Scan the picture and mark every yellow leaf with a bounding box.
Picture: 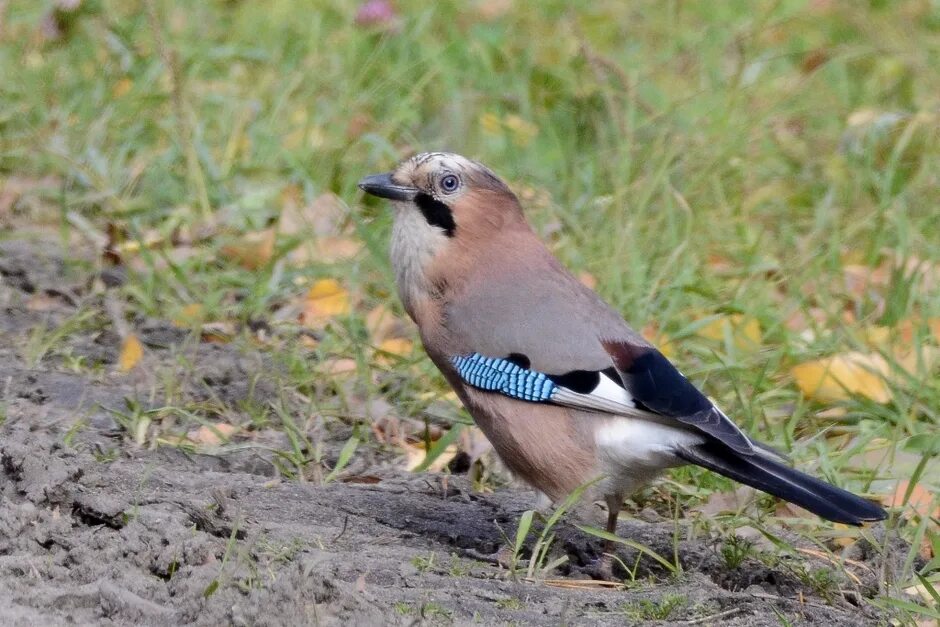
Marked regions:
[374,338,414,367]
[479,112,502,135]
[791,352,891,403]
[862,325,891,348]
[641,323,675,359]
[697,314,762,350]
[403,441,458,472]
[173,303,205,327]
[299,279,350,328]
[503,114,538,146]
[378,338,413,356]
[112,78,132,98]
[118,334,144,372]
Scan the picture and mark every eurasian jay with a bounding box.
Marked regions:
[359,152,886,565]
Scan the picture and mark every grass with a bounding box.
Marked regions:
[2,0,939,620]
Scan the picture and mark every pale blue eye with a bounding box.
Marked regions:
[440,174,459,193]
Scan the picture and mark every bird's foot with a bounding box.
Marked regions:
[585,553,616,581]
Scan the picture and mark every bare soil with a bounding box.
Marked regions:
[0,239,894,625]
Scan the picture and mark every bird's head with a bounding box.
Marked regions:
[359,151,521,239]
[359,152,525,310]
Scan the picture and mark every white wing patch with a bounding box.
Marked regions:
[595,417,705,471]
[551,372,646,417]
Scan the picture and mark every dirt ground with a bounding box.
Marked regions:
[0,239,897,626]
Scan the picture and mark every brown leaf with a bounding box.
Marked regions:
[287,236,362,266]
[278,192,348,239]
[341,475,382,485]
[192,423,238,446]
[690,486,755,517]
[200,321,237,343]
[220,229,276,270]
[887,480,939,520]
[322,358,357,376]
[801,48,829,73]
[26,292,68,312]
[365,304,410,344]
[577,271,597,289]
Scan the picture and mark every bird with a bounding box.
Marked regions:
[358,151,886,571]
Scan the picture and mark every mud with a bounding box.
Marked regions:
[0,239,892,625]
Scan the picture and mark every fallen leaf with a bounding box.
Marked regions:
[287,236,362,266]
[173,303,205,327]
[641,323,675,359]
[201,321,237,343]
[220,229,276,270]
[365,304,410,344]
[378,338,413,356]
[403,441,458,472]
[299,279,351,328]
[503,114,538,146]
[322,358,357,376]
[112,77,132,98]
[118,333,143,372]
[192,423,238,446]
[458,426,493,463]
[801,48,829,73]
[346,112,373,140]
[791,352,891,403]
[774,500,816,521]
[577,271,597,289]
[278,192,349,239]
[904,582,940,605]
[479,112,502,135]
[887,480,939,520]
[690,486,755,517]
[697,314,762,351]
[26,292,68,312]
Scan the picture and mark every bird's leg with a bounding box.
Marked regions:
[588,493,623,581]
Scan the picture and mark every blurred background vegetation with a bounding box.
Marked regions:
[1,0,939,614]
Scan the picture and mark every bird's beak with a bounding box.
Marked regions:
[358,173,418,202]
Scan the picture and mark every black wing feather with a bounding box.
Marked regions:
[677,439,886,524]
[602,339,755,455]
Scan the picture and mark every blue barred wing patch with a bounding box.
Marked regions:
[452,353,556,402]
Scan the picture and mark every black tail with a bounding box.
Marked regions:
[677,440,886,525]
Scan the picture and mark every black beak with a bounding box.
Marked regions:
[358,173,418,202]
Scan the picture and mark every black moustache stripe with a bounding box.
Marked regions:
[415,193,456,237]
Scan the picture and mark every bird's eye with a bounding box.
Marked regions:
[440,174,460,193]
